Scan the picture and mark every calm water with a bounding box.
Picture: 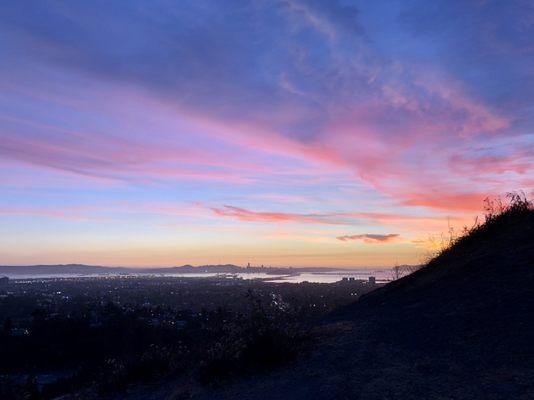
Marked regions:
[265,270,391,283]
[3,269,392,283]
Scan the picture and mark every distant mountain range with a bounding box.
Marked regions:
[0,264,380,276]
[0,264,242,276]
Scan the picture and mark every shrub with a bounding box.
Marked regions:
[196,290,308,385]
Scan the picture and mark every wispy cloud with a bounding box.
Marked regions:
[210,205,347,225]
[209,204,461,231]
[0,0,532,266]
[336,234,400,244]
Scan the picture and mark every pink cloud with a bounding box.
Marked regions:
[1,63,526,219]
[336,233,400,243]
[0,201,208,222]
[210,205,347,225]
[450,149,534,176]
[208,205,463,233]
[401,192,488,212]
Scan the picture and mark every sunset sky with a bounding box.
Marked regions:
[1,1,533,267]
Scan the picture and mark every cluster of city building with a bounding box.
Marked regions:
[340,276,376,285]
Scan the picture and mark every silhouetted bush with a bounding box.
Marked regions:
[197,290,307,385]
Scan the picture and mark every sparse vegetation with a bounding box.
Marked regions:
[197,290,307,386]
[390,264,421,280]
[424,191,533,267]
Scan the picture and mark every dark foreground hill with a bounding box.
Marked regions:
[123,203,534,400]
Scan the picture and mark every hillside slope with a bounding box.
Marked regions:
[179,207,534,400]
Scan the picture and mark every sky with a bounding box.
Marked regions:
[0,0,533,268]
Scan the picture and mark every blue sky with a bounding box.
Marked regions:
[1,0,532,267]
